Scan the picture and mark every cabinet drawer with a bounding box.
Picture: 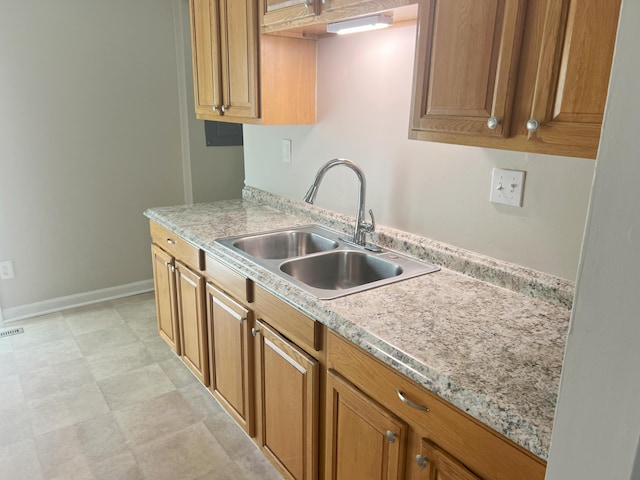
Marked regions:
[254,285,322,354]
[149,221,204,271]
[327,331,545,480]
[205,254,253,305]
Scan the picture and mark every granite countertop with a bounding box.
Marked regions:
[144,188,572,461]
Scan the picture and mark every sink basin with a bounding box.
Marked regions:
[231,230,338,260]
[280,251,402,290]
[215,225,440,299]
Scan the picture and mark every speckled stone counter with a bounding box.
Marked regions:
[144,189,572,461]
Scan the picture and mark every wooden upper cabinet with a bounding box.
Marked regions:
[410,0,621,158]
[190,0,316,125]
[190,0,258,122]
[522,0,621,157]
[261,0,319,28]
[410,0,526,138]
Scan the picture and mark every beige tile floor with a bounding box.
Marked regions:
[0,293,282,480]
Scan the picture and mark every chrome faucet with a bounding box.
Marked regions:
[303,158,378,249]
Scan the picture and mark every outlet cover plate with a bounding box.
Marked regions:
[282,139,292,164]
[0,260,15,280]
[490,168,526,207]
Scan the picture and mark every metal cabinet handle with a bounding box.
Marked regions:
[170,265,176,273]
[212,105,218,111]
[239,316,247,324]
[397,389,429,412]
[385,431,397,443]
[526,118,540,133]
[304,0,311,7]
[221,105,229,113]
[166,239,176,245]
[251,327,259,337]
[487,116,499,130]
[416,454,428,468]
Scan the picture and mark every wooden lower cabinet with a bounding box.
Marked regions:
[327,331,546,480]
[175,260,209,385]
[417,439,481,480]
[150,224,547,480]
[206,283,254,435]
[325,370,408,480]
[150,244,180,354]
[254,319,320,480]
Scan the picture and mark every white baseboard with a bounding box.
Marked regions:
[2,279,155,323]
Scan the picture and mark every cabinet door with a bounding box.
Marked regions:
[175,260,209,385]
[410,0,526,137]
[151,244,180,355]
[261,0,319,28]
[206,283,254,435]
[190,0,258,121]
[255,320,319,480]
[524,0,621,157]
[218,0,259,120]
[190,0,223,118]
[417,439,481,480]
[325,370,408,480]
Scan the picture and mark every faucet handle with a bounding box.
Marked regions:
[366,209,376,233]
[362,209,376,233]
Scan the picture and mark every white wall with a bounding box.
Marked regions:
[243,24,595,281]
[545,0,640,477]
[0,0,186,313]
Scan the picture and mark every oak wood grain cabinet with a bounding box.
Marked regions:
[326,331,547,480]
[189,0,316,125]
[325,370,408,480]
[517,0,621,158]
[175,261,209,384]
[409,0,621,159]
[206,282,255,435]
[149,222,209,385]
[149,222,548,480]
[150,244,180,354]
[410,0,526,138]
[253,319,320,480]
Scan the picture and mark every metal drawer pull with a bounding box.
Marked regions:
[385,431,397,443]
[166,239,176,245]
[251,327,259,337]
[416,454,428,468]
[397,389,429,412]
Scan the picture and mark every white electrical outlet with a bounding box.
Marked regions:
[0,260,15,280]
[490,168,526,207]
[282,139,292,164]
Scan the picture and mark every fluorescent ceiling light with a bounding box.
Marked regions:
[326,14,393,35]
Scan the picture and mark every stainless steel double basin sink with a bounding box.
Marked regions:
[215,225,439,300]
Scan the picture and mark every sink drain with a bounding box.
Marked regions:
[0,327,24,338]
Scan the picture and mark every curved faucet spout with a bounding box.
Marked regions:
[303,158,374,247]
